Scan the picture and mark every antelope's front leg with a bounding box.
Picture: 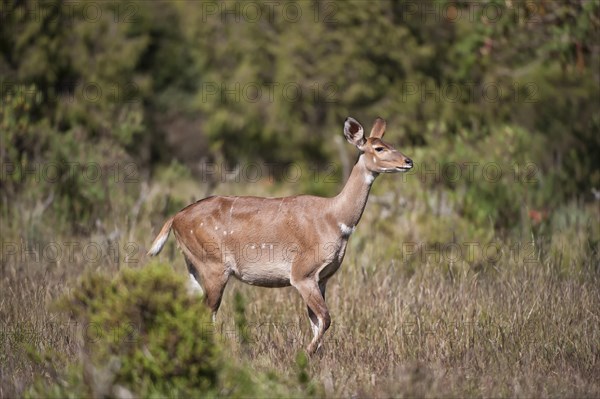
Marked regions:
[293,278,330,355]
[307,281,328,351]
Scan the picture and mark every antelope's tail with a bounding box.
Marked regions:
[147,216,174,256]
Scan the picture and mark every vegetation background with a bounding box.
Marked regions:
[1,0,599,397]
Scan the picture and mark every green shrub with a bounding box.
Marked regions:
[27,262,319,398]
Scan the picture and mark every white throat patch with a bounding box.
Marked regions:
[339,223,356,237]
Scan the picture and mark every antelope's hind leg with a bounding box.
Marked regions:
[185,255,204,296]
[184,254,229,321]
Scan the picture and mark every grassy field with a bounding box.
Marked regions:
[1,165,599,398]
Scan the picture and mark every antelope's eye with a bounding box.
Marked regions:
[374,147,384,153]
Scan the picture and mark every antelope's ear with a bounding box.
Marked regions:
[343,117,366,149]
[370,117,386,139]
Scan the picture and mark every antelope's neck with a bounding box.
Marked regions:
[331,154,377,229]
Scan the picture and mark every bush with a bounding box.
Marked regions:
[27,262,319,398]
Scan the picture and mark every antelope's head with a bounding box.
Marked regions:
[343,117,413,174]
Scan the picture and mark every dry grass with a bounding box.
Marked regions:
[1,173,599,398]
[217,244,599,397]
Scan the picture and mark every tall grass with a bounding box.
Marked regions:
[1,165,598,397]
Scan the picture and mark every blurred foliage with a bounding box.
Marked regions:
[26,262,319,397]
[1,0,599,231]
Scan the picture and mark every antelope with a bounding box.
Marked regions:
[147,117,413,354]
